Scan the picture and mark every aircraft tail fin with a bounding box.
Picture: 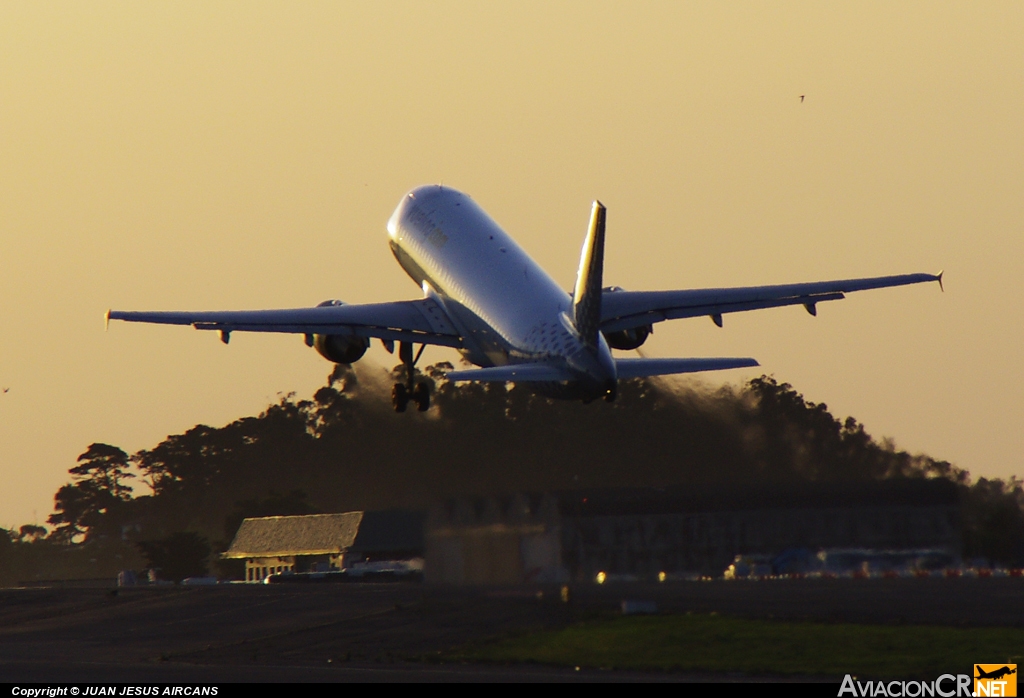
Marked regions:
[573,201,606,348]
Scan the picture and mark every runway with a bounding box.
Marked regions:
[1,577,1020,683]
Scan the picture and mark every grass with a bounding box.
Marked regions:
[449,613,1024,678]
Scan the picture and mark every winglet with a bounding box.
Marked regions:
[573,201,606,348]
[104,309,111,331]
[936,270,944,292]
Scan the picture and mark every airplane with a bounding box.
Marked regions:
[107,185,942,413]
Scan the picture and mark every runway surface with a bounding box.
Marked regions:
[1,577,1020,682]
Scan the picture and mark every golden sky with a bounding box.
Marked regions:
[1,2,1021,527]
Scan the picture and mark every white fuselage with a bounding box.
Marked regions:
[387,185,615,398]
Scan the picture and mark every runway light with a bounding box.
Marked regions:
[596,571,606,584]
[658,571,667,582]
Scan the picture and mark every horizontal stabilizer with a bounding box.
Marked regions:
[446,363,575,383]
[615,357,759,379]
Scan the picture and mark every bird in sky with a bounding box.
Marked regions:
[2,388,8,393]
[800,95,805,102]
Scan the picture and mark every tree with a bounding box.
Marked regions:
[17,525,47,543]
[133,426,226,497]
[34,367,1024,572]
[48,443,135,542]
[223,490,319,543]
[70,443,135,498]
[962,477,1024,566]
[137,532,211,582]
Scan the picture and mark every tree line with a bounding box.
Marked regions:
[2,364,1022,583]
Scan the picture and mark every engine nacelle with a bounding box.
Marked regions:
[313,333,369,364]
[311,300,369,364]
[602,325,652,351]
[599,286,652,351]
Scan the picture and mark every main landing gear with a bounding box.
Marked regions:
[392,341,430,413]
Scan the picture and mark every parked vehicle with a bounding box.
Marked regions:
[723,554,775,579]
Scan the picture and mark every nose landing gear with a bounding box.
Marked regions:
[392,341,431,413]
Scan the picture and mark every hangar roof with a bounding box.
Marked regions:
[223,512,363,559]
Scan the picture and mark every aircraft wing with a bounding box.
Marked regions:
[600,273,942,333]
[106,299,463,348]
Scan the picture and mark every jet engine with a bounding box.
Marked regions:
[598,286,652,350]
[313,333,369,364]
[310,300,369,364]
[602,324,652,351]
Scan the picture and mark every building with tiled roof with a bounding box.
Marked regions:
[223,510,424,582]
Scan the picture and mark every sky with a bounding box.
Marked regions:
[0,2,1021,529]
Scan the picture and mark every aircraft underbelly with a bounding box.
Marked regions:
[388,186,571,364]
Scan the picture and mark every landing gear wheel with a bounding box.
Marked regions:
[395,341,428,414]
[412,382,430,412]
[392,383,409,413]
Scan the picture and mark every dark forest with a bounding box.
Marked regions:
[2,363,1022,583]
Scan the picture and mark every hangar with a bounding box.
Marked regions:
[425,480,960,583]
